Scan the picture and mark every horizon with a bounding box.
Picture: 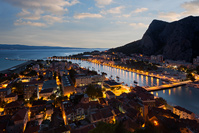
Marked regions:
[0,0,199,48]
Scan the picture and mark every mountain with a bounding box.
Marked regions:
[0,44,83,50]
[110,16,199,62]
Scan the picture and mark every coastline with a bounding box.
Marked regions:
[0,60,34,74]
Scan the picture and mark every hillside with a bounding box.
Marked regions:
[110,16,199,62]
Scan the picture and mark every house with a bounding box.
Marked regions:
[75,75,104,87]
[61,75,74,96]
[0,88,11,101]
[39,88,54,100]
[22,80,43,91]
[4,93,18,103]
[173,106,195,120]
[61,101,85,125]
[105,91,116,99]
[90,108,114,123]
[59,70,69,76]
[103,80,121,90]
[98,98,107,106]
[24,85,39,101]
[9,108,29,133]
[42,80,57,91]
[4,101,24,115]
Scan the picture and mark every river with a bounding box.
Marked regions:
[68,59,199,115]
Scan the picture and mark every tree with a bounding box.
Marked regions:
[155,97,167,106]
[26,70,37,76]
[49,94,56,101]
[196,66,199,74]
[85,84,103,99]
[38,75,44,80]
[186,73,196,82]
[89,121,129,133]
[69,68,77,84]
[12,81,23,95]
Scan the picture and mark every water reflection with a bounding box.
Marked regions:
[68,59,199,115]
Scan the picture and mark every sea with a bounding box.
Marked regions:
[0,48,105,71]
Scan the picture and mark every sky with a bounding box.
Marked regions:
[0,0,199,48]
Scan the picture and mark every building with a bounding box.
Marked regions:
[150,55,163,63]
[24,85,39,101]
[173,106,195,120]
[42,80,57,91]
[61,75,74,96]
[61,101,85,125]
[39,88,55,100]
[4,93,18,103]
[103,80,121,90]
[193,56,199,65]
[9,108,29,133]
[105,91,116,99]
[59,70,69,76]
[75,75,105,87]
[90,108,114,123]
[32,64,40,72]
[0,88,11,101]
[22,80,43,91]
[4,101,24,115]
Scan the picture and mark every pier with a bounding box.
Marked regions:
[145,80,192,91]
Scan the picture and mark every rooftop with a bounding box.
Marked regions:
[42,80,57,89]
[106,91,115,96]
[0,88,11,92]
[104,80,121,86]
[40,88,54,94]
[62,75,73,87]
[5,93,17,98]
[12,108,28,122]
[174,106,193,114]
[5,101,23,108]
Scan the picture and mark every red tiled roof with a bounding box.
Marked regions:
[12,108,28,122]
[24,125,40,133]
[5,93,17,98]
[91,111,103,122]
[5,101,23,108]
[174,106,193,114]
[105,91,115,96]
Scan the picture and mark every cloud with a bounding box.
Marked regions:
[74,13,102,19]
[95,0,112,7]
[4,0,77,15]
[17,9,43,20]
[181,0,199,16]
[122,7,148,18]
[158,12,181,21]
[107,6,125,14]
[4,0,80,26]
[129,23,148,28]
[133,8,148,13]
[65,0,80,6]
[14,19,46,27]
[158,0,199,21]
[42,15,64,24]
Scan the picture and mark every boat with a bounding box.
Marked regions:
[134,80,138,84]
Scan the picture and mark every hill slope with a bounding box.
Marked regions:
[110,16,199,62]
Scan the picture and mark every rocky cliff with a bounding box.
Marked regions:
[110,16,199,62]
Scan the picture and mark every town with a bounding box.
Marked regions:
[0,50,199,133]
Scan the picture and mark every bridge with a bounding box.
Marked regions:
[145,80,192,91]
